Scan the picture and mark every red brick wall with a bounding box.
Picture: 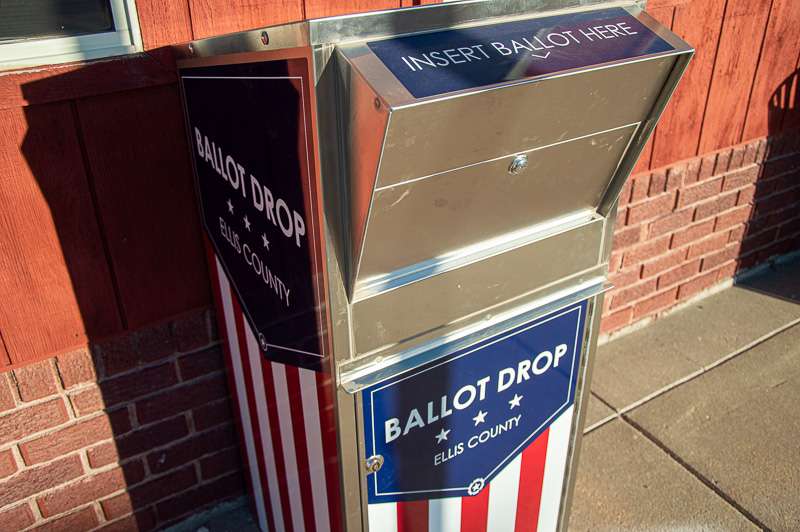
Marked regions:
[0,310,244,530]
[601,133,800,336]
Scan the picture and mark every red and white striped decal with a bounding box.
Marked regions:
[367,407,575,532]
[210,256,342,532]
[211,250,575,532]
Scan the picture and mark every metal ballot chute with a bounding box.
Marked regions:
[176,2,692,530]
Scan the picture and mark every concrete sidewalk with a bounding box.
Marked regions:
[569,255,800,531]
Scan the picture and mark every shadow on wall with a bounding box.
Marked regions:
[8,49,244,530]
[733,68,800,296]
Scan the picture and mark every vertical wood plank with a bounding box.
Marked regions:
[189,0,303,40]
[632,136,654,174]
[699,0,772,154]
[650,0,727,168]
[783,51,800,131]
[741,0,800,140]
[76,85,211,329]
[305,0,399,19]
[135,0,193,49]
[632,6,673,173]
[0,332,11,367]
[0,104,122,363]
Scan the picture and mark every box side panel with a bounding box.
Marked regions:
[179,50,344,532]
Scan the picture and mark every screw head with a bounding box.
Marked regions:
[468,477,485,496]
[508,154,529,175]
[260,31,270,46]
[365,454,384,474]
[373,97,381,110]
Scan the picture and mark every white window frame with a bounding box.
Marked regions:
[0,0,142,70]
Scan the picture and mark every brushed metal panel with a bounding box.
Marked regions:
[351,216,604,356]
[376,55,676,188]
[340,53,392,282]
[358,124,636,281]
[341,280,607,392]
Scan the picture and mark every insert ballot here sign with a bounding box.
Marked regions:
[368,7,674,98]
[362,301,588,503]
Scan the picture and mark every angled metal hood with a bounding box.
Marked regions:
[325,5,691,304]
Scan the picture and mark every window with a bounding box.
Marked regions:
[0,0,141,69]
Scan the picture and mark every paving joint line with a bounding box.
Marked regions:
[621,414,772,531]
[583,317,800,436]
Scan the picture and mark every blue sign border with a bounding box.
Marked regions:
[361,301,588,502]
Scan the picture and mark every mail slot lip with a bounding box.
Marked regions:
[350,216,607,362]
[353,210,600,302]
[338,5,693,109]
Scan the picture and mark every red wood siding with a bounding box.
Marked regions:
[0,104,121,364]
[136,0,193,49]
[75,85,211,329]
[649,0,726,168]
[188,0,304,40]
[742,0,800,139]
[632,5,674,174]
[305,0,398,18]
[698,0,772,154]
[0,0,798,368]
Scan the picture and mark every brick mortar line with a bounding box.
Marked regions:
[59,415,233,483]
[94,339,221,384]
[602,278,737,342]
[608,262,733,313]
[621,415,771,531]
[619,186,789,239]
[0,410,233,512]
[11,439,241,529]
[608,231,800,315]
[604,249,800,341]
[619,168,798,226]
[1,339,221,423]
[88,454,242,531]
[616,205,741,248]
[0,366,228,455]
[750,182,800,206]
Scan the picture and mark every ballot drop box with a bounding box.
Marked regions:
[176,2,692,530]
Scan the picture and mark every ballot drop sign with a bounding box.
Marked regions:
[362,301,588,503]
[181,59,323,371]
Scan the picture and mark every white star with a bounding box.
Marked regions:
[243,215,251,231]
[227,199,234,214]
[473,410,487,426]
[509,394,523,410]
[261,233,270,249]
[435,428,450,444]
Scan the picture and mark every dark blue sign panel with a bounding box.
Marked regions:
[362,301,588,503]
[368,7,673,98]
[181,59,323,371]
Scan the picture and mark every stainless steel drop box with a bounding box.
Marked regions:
[177,2,692,530]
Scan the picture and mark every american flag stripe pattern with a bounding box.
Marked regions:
[366,407,574,532]
[211,249,575,532]
[210,255,342,532]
